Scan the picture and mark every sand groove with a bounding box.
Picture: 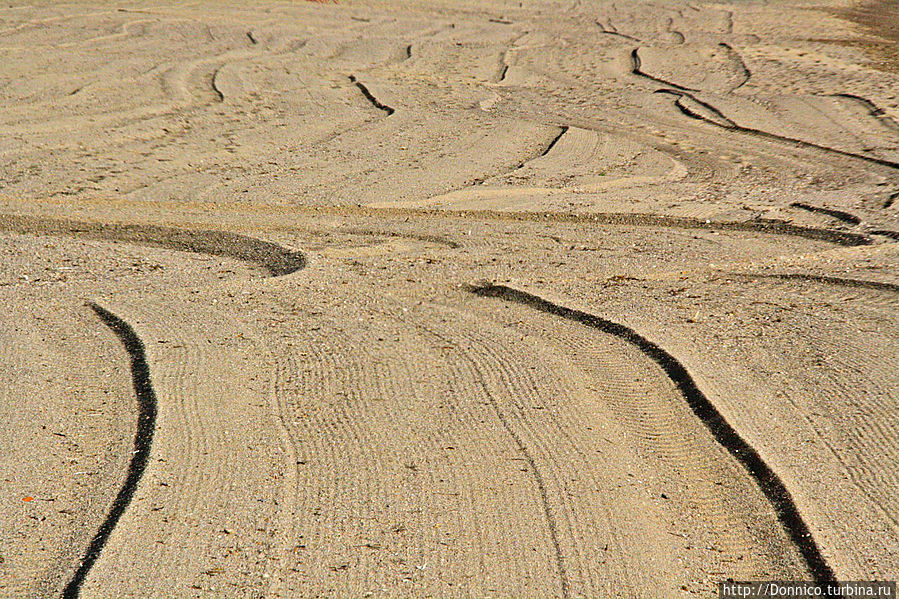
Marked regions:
[790,203,862,226]
[657,89,899,172]
[831,94,899,134]
[631,48,696,91]
[0,215,306,276]
[717,43,751,91]
[62,304,157,599]
[735,273,899,294]
[467,283,836,584]
[402,317,571,597]
[3,1,898,595]
[352,205,872,246]
[348,75,395,116]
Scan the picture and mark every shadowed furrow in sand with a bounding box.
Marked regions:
[465,125,571,186]
[467,283,836,585]
[0,206,876,247]
[717,43,751,91]
[657,89,899,172]
[62,304,157,599]
[830,94,899,134]
[790,202,861,226]
[0,219,308,596]
[631,48,696,91]
[364,207,872,246]
[348,75,395,116]
[736,273,899,294]
[596,20,639,42]
[0,215,306,276]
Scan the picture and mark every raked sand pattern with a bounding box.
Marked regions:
[0,1,897,597]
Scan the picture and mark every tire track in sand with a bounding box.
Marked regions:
[467,283,837,586]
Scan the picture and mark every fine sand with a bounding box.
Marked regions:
[0,0,897,597]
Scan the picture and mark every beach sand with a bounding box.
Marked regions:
[0,0,897,596]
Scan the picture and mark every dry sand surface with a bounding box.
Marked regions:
[0,0,897,597]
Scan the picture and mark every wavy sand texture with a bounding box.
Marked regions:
[1,0,897,597]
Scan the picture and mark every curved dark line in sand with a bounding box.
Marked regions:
[309,206,871,246]
[830,93,899,133]
[539,126,569,157]
[631,48,696,91]
[497,63,509,82]
[348,75,394,116]
[3,209,870,249]
[790,202,861,226]
[469,126,570,185]
[657,89,899,171]
[0,214,306,276]
[467,284,837,585]
[62,304,157,599]
[884,192,898,210]
[742,273,899,293]
[718,42,751,91]
[210,68,225,102]
[596,20,639,41]
[0,215,306,596]
[453,210,871,246]
[656,88,737,126]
